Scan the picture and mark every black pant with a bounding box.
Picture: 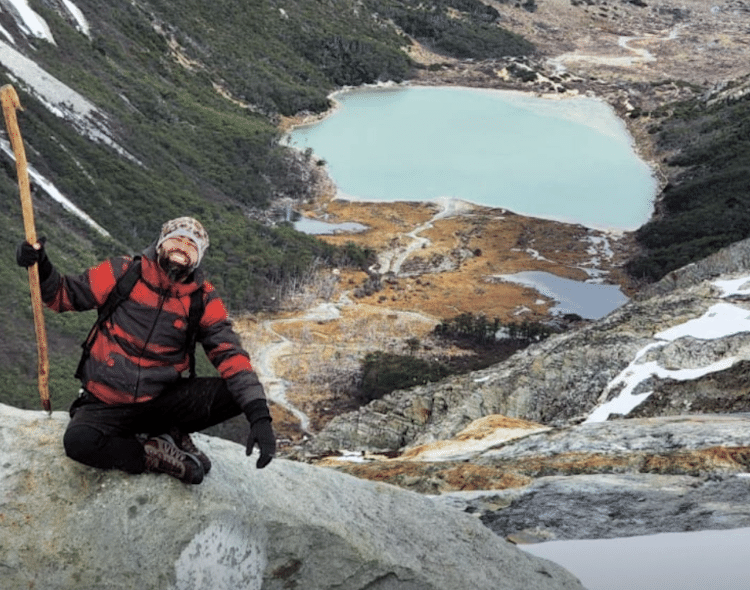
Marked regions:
[64,378,242,474]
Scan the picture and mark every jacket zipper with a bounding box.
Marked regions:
[133,290,168,402]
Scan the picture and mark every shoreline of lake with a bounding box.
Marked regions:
[282,82,659,232]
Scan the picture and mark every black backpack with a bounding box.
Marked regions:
[75,256,204,380]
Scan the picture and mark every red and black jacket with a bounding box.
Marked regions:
[40,244,265,409]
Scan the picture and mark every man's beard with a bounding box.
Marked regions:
[159,254,192,282]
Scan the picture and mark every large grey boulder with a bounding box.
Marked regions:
[0,404,584,590]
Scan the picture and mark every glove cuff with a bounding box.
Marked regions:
[244,398,272,425]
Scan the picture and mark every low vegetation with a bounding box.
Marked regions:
[434,312,556,345]
[354,313,559,402]
[3,0,747,415]
[368,0,536,59]
[626,85,750,281]
[0,0,423,409]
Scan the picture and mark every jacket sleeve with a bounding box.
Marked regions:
[198,283,266,411]
[41,257,128,313]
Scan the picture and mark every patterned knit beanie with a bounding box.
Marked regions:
[156,217,210,269]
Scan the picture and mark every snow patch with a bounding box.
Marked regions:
[2,0,55,43]
[0,40,139,163]
[714,276,750,298]
[656,302,750,341]
[0,22,15,44]
[61,0,90,37]
[585,355,736,423]
[585,277,750,423]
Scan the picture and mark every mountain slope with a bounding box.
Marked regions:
[307,237,750,455]
[304,237,750,541]
[0,0,410,408]
[1,0,539,409]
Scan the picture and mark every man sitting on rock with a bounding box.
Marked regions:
[16,217,275,484]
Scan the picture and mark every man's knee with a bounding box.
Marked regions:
[63,424,145,473]
[64,424,104,464]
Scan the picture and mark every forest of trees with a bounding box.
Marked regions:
[626,84,750,282]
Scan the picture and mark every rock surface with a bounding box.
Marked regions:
[457,414,750,540]
[326,414,750,540]
[440,470,750,542]
[306,238,750,455]
[0,404,584,590]
[300,239,750,542]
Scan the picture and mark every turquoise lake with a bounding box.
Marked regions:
[285,85,657,230]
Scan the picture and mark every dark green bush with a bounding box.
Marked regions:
[358,351,450,402]
[367,0,535,59]
[434,313,555,345]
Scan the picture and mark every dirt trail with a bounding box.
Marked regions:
[236,191,639,444]
[549,24,687,70]
[248,301,344,434]
[239,290,438,439]
[374,197,476,276]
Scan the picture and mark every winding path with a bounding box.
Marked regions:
[251,302,343,434]
[247,200,470,432]
[549,25,685,70]
[373,197,475,276]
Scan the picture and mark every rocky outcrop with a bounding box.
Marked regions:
[445,470,750,541]
[0,404,583,590]
[298,239,750,543]
[329,414,750,539]
[305,238,750,456]
[638,237,750,299]
[479,413,750,538]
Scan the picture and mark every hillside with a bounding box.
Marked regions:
[3,0,750,435]
[247,0,750,445]
[1,0,532,409]
[299,235,750,546]
[3,0,750,578]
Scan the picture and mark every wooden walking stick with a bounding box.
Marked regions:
[1,84,51,414]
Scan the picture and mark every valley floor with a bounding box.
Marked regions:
[236,194,640,444]
[255,0,750,445]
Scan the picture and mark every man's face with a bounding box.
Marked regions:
[158,236,199,281]
[161,236,199,267]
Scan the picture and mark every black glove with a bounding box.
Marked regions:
[244,399,276,469]
[16,237,53,281]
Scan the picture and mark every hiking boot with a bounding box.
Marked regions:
[143,434,204,484]
[169,427,212,474]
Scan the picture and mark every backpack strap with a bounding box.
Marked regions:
[185,288,204,380]
[75,257,142,380]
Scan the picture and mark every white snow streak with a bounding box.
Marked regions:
[1,0,89,40]
[2,0,55,43]
[0,140,110,236]
[61,0,90,37]
[0,0,141,235]
[0,23,15,44]
[585,278,750,422]
[0,37,138,162]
